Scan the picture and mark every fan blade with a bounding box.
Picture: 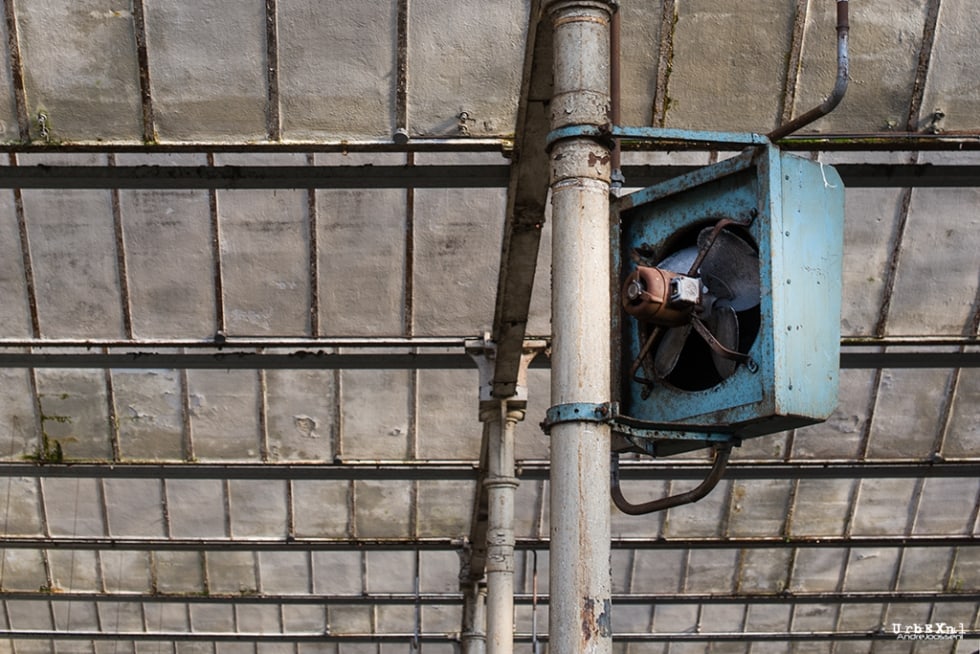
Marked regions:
[654,323,692,378]
[697,228,760,311]
[707,304,740,379]
[656,245,698,274]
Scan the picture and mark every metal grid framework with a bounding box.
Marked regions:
[0,0,979,652]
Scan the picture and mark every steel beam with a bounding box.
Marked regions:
[0,459,977,481]
[0,163,977,189]
[1,337,976,369]
[0,535,972,551]
[5,589,974,605]
[0,629,974,644]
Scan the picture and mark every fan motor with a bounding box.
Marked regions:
[622,266,700,326]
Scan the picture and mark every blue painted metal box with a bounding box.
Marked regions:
[613,144,845,454]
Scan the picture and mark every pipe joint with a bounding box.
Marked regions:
[483,475,520,491]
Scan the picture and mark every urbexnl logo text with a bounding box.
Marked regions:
[891,622,965,640]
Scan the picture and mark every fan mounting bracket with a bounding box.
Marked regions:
[542,401,741,452]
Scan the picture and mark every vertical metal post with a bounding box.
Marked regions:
[484,403,522,654]
[461,580,488,654]
[546,1,615,652]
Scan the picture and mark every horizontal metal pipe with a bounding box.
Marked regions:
[0,345,977,369]
[0,460,977,480]
[1,132,978,154]
[1,629,973,643]
[2,335,974,349]
[0,534,973,551]
[0,163,977,189]
[0,138,512,154]
[4,589,974,606]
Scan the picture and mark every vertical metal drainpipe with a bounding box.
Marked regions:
[484,404,522,654]
[461,580,487,654]
[546,1,615,652]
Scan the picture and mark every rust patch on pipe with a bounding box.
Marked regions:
[581,597,612,641]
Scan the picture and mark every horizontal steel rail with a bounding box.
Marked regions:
[0,338,977,369]
[0,131,978,153]
[1,459,977,480]
[2,589,974,606]
[0,163,977,189]
[0,535,973,552]
[0,628,973,643]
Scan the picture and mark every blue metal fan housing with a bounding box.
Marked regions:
[613,144,845,451]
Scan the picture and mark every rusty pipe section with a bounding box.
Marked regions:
[483,404,522,654]
[546,1,615,652]
[461,581,487,654]
[769,0,850,141]
[610,443,733,515]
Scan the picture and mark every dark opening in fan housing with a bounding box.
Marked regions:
[624,219,761,393]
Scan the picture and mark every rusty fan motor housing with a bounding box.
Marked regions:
[621,266,696,327]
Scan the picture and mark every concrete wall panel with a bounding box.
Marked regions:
[944,368,980,458]
[35,368,113,460]
[408,0,526,137]
[215,153,311,336]
[416,369,478,459]
[111,369,184,461]
[0,192,31,336]
[922,0,980,130]
[143,0,266,141]
[667,1,793,133]
[316,154,407,336]
[117,154,216,339]
[265,369,336,462]
[796,0,927,133]
[886,187,980,336]
[20,155,123,338]
[16,0,141,141]
[413,186,503,335]
[340,369,410,459]
[292,480,350,539]
[278,0,394,139]
[186,369,262,461]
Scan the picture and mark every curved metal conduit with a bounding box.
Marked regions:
[611,442,734,515]
[769,0,850,141]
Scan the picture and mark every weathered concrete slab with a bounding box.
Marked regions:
[408,0,527,137]
[668,1,794,133]
[278,0,394,140]
[265,369,336,461]
[922,0,980,131]
[945,368,979,458]
[112,369,184,460]
[866,369,951,458]
[143,0,266,141]
[315,153,407,336]
[886,186,980,336]
[796,0,927,133]
[214,153,311,336]
[32,368,112,460]
[0,192,31,336]
[16,0,142,141]
[116,154,216,339]
[19,154,123,338]
[104,478,165,537]
[851,479,918,536]
[186,369,262,460]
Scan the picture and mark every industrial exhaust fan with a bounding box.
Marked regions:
[607,2,849,513]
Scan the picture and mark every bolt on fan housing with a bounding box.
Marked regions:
[613,144,845,456]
